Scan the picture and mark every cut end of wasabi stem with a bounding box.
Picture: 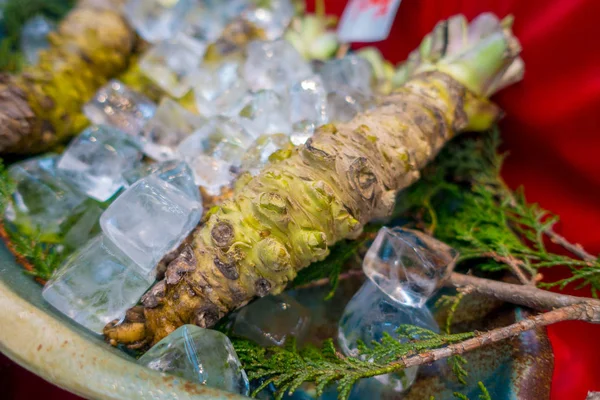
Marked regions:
[394,13,524,98]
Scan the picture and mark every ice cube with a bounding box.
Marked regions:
[238,90,291,137]
[177,116,254,166]
[140,98,205,161]
[138,325,249,395]
[123,160,200,203]
[240,134,291,175]
[325,91,367,123]
[289,76,328,127]
[123,0,193,43]
[319,55,374,95]
[181,4,226,45]
[243,0,294,40]
[337,280,440,394]
[62,203,104,250]
[363,227,459,307]
[57,125,142,202]
[83,80,157,136]
[186,154,236,195]
[20,15,55,65]
[290,121,315,146]
[243,40,312,94]
[230,294,311,347]
[5,155,88,241]
[42,234,154,334]
[190,62,249,117]
[100,175,202,275]
[140,33,207,98]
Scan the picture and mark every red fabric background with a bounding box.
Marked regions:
[2,0,600,398]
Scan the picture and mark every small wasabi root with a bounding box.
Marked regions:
[0,0,135,154]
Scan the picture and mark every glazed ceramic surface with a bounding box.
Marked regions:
[0,242,553,399]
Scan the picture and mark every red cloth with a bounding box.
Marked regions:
[306,0,600,398]
[3,1,600,398]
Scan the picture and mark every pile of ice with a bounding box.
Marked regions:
[80,0,375,195]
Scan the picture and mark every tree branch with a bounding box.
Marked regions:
[294,269,364,290]
[392,301,600,371]
[545,229,597,263]
[446,272,598,311]
[295,266,600,315]
[481,252,533,285]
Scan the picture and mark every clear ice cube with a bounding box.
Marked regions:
[140,98,205,161]
[124,0,193,43]
[337,280,440,395]
[20,15,55,65]
[138,325,249,395]
[230,293,311,347]
[182,4,226,45]
[139,33,207,98]
[243,0,295,40]
[5,155,88,240]
[289,75,328,127]
[363,227,459,307]
[42,234,154,334]
[122,160,200,203]
[326,91,371,123]
[185,154,236,195]
[100,175,202,275]
[238,90,291,137]
[243,40,312,94]
[58,125,142,202]
[240,134,291,175]
[83,80,157,136]
[177,116,255,166]
[319,55,374,95]
[190,62,249,117]
[290,121,315,146]
[62,203,104,250]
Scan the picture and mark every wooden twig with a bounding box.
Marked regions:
[545,229,597,263]
[481,252,533,285]
[294,269,364,290]
[447,272,599,311]
[393,301,600,371]
[336,43,350,59]
[299,268,600,315]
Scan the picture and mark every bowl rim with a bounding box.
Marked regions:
[0,252,248,400]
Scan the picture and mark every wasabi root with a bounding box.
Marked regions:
[105,13,524,346]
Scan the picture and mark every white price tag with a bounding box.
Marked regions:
[337,0,402,43]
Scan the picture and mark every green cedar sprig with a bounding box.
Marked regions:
[233,325,475,400]
[0,160,64,281]
[396,129,600,295]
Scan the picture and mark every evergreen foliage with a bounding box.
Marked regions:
[0,0,76,72]
[233,326,475,400]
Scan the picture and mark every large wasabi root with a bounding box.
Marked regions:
[105,13,523,346]
[0,0,135,154]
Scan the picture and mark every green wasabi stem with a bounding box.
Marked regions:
[284,0,339,60]
[394,14,524,97]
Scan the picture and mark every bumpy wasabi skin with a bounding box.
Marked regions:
[0,0,135,154]
[105,13,524,346]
